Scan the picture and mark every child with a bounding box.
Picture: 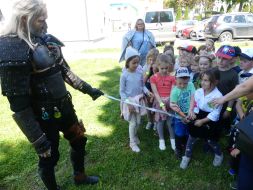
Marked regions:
[193,54,213,89]
[150,54,176,150]
[163,45,176,65]
[215,45,239,135]
[174,44,197,70]
[190,57,200,82]
[170,67,195,158]
[238,48,253,84]
[230,46,242,74]
[143,48,159,130]
[120,47,152,153]
[197,45,207,55]
[205,39,215,55]
[180,69,223,169]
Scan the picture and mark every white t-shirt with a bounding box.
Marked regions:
[194,87,223,122]
[238,68,253,84]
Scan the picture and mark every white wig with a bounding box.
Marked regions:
[0,0,47,49]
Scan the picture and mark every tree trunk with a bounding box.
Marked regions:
[239,2,243,11]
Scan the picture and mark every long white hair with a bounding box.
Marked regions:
[0,0,46,49]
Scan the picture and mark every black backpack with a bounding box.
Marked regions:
[236,111,253,160]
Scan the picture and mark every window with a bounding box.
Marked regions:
[145,12,158,23]
[223,16,232,23]
[247,15,253,23]
[234,15,246,23]
[160,11,173,22]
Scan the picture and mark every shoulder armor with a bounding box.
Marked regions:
[0,35,32,96]
[0,35,31,63]
[42,34,64,47]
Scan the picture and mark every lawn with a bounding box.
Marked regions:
[0,51,234,190]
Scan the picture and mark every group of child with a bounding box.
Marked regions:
[119,39,253,187]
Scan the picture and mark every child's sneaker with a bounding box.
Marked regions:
[130,143,140,153]
[230,180,237,190]
[229,168,236,176]
[145,122,153,130]
[170,139,176,151]
[159,139,166,150]
[213,153,223,167]
[180,156,191,169]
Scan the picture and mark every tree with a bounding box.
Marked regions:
[222,0,250,11]
[227,4,233,12]
[242,3,250,11]
[184,7,189,19]
[220,5,225,13]
[176,6,182,20]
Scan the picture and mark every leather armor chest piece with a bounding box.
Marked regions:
[32,45,55,72]
[0,35,32,96]
[31,36,67,100]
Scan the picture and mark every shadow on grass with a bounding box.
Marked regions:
[0,140,43,190]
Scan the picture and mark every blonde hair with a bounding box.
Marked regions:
[146,48,159,64]
[0,0,47,49]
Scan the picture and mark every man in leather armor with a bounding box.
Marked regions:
[0,0,104,189]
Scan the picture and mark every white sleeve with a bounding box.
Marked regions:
[207,104,222,122]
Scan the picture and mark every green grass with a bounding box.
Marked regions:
[0,54,234,190]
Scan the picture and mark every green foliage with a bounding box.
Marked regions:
[176,6,182,20]
[220,5,225,13]
[184,7,190,20]
[242,3,250,12]
[227,4,233,13]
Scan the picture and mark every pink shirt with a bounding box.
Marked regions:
[150,73,176,98]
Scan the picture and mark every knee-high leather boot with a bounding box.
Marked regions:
[70,137,99,185]
[38,167,60,190]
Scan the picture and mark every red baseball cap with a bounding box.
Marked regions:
[178,45,197,54]
[216,45,236,59]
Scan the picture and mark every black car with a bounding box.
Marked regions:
[204,12,253,42]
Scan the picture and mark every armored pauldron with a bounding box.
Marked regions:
[0,36,32,96]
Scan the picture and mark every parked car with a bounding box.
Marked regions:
[204,12,253,42]
[188,18,210,40]
[144,9,176,44]
[176,19,198,37]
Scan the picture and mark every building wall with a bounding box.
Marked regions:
[44,0,106,41]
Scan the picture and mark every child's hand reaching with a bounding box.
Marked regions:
[231,148,240,158]
[187,111,196,120]
[128,105,135,113]
[194,119,204,127]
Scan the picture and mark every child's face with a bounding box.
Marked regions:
[199,57,211,72]
[179,58,189,67]
[240,57,253,71]
[191,62,199,73]
[206,41,214,51]
[147,57,156,66]
[128,57,140,71]
[217,56,234,70]
[176,77,189,89]
[201,74,212,91]
[158,62,169,75]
